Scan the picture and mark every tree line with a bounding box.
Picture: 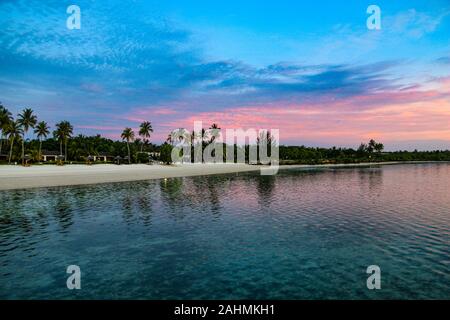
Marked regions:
[2,103,450,165]
[0,104,155,164]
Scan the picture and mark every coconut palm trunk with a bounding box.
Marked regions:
[17,108,37,165]
[21,136,25,165]
[127,142,131,164]
[138,121,152,155]
[65,138,68,161]
[34,121,50,162]
[121,127,135,165]
[39,139,42,161]
[0,134,3,156]
[9,137,14,164]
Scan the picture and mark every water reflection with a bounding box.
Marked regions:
[159,178,187,220]
[0,191,33,236]
[256,175,276,207]
[357,167,384,194]
[120,181,155,225]
[0,164,449,299]
[159,176,224,219]
[200,176,224,215]
[53,191,74,230]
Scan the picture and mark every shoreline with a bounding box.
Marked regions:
[0,161,447,191]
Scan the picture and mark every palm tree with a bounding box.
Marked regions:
[166,132,175,145]
[166,129,187,146]
[5,120,23,164]
[190,130,199,145]
[62,121,73,161]
[17,108,37,165]
[54,121,73,161]
[367,139,376,153]
[139,121,153,152]
[201,128,209,142]
[374,142,384,153]
[121,127,135,164]
[200,128,210,163]
[209,123,221,143]
[53,126,64,157]
[257,130,276,147]
[0,104,12,157]
[189,130,200,163]
[177,128,189,143]
[257,130,276,161]
[357,143,368,155]
[34,121,50,162]
[206,123,221,163]
[166,128,190,163]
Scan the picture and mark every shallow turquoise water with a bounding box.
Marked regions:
[0,163,449,299]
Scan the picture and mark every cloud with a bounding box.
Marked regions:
[0,1,441,111]
[179,60,403,110]
[152,91,450,149]
[386,9,450,39]
[0,0,204,107]
[113,74,450,149]
[436,56,450,64]
[0,0,408,108]
[0,0,194,70]
[1,1,449,150]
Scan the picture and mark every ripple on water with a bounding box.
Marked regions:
[0,163,449,299]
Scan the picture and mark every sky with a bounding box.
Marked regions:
[0,0,449,150]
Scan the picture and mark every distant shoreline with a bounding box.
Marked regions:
[0,161,448,191]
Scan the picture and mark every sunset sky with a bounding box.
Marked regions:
[1,0,449,150]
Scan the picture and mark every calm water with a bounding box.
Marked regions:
[0,163,449,299]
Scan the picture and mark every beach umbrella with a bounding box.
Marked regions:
[114,155,122,165]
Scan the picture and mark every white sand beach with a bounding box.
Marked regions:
[0,161,417,191]
[0,163,264,190]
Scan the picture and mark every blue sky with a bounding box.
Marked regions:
[1,0,449,149]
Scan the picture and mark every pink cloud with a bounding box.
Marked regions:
[122,106,178,122]
[80,83,104,93]
[99,78,450,148]
[153,90,450,148]
[77,125,125,131]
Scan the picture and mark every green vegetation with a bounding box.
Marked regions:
[54,121,73,162]
[0,103,160,164]
[279,143,450,164]
[34,121,50,162]
[17,108,37,165]
[0,102,449,165]
[139,121,153,152]
[121,127,135,164]
[4,120,23,164]
[159,143,173,164]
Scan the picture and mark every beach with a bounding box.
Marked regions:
[0,161,417,191]
[0,163,262,190]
